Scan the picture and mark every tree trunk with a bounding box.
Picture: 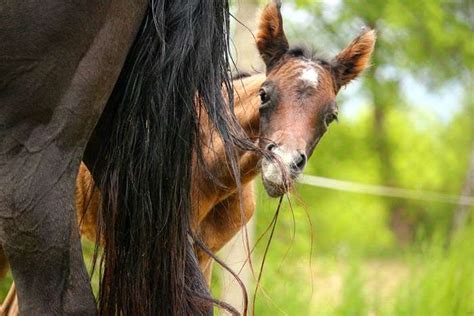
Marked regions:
[367,46,414,245]
[219,1,260,313]
[451,144,474,234]
[231,0,264,74]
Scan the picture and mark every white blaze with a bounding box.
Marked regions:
[300,67,319,87]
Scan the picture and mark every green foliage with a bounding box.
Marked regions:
[291,0,473,86]
[249,1,473,314]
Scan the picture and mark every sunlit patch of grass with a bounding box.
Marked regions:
[251,201,473,316]
[334,261,368,316]
[0,272,13,301]
[1,222,471,316]
[81,238,101,299]
[389,225,474,316]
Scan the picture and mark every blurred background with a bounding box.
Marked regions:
[1,0,472,315]
[215,0,474,315]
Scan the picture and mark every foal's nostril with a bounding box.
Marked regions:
[292,153,307,172]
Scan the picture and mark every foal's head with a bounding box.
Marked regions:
[256,1,376,197]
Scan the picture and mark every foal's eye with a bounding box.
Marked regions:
[259,89,270,104]
[324,112,338,127]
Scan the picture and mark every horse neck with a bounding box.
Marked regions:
[193,74,265,215]
[222,74,266,186]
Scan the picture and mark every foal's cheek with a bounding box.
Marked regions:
[258,115,273,143]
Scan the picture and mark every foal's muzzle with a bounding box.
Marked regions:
[261,144,308,197]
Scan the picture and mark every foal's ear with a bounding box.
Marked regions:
[256,0,289,71]
[332,29,376,89]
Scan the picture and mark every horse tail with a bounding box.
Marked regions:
[89,1,253,314]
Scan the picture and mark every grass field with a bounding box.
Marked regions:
[1,205,472,315]
[210,217,473,315]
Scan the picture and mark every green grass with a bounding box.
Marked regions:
[389,228,474,316]
[2,215,472,316]
[251,220,474,315]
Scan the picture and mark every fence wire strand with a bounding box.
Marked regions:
[298,175,474,206]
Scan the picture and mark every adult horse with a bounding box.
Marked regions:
[0,1,252,315]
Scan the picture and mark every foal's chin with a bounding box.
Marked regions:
[262,179,291,197]
[261,161,295,197]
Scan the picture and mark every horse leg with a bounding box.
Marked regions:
[196,183,256,284]
[0,157,97,314]
[0,162,101,315]
[0,177,94,316]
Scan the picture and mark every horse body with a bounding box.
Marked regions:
[1,1,247,314]
[0,2,146,313]
[0,68,265,316]
[193,74,264,220]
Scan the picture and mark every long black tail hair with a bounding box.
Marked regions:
[85,1,254,314]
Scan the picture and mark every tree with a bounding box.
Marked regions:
[289,0,474,244]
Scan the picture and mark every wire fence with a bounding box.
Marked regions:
[298,175,474,206]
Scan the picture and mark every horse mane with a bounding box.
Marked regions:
[84,1,255,314]
[287,46,333,70]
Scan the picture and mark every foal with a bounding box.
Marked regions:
[1,1,375,311]
[193,2,376,280]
